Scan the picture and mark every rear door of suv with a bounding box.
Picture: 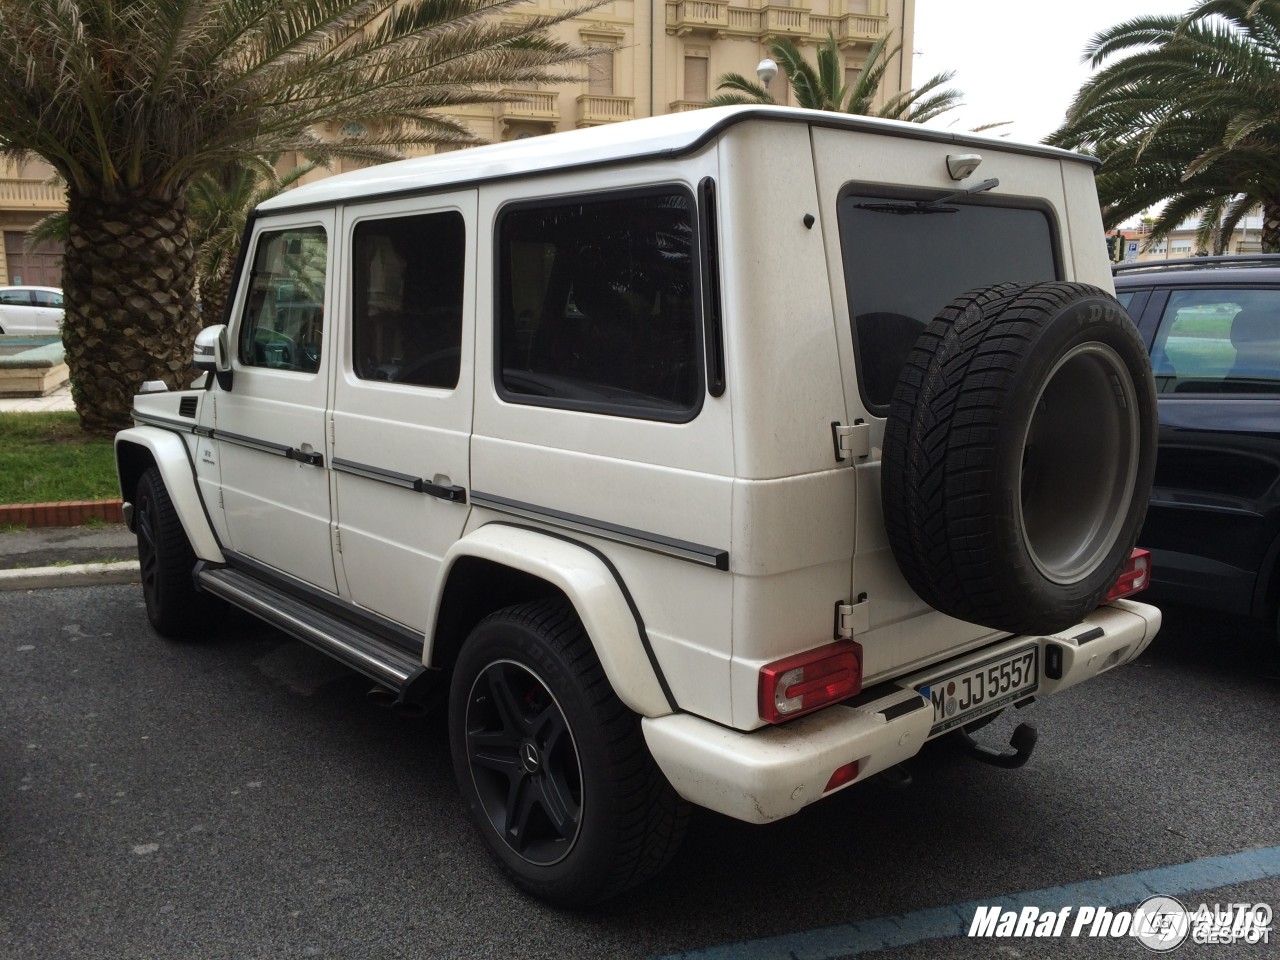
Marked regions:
[328,192,477,635]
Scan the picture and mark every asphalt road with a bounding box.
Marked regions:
[3,585,1278,960]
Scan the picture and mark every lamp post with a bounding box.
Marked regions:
[756,58,778,101]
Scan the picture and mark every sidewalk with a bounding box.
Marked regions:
[0,523,140,589]
[0,382,76,413]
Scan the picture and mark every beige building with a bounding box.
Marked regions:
[0,0,914,283]
[1130,212,1265,262]
[0,157,63,287]
[459,0,913,140]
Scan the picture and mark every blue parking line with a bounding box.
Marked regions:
[652,845,1280,960]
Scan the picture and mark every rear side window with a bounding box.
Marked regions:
[351,211,465,389]
[238,227,328,373]
[496,188,702,421]
[0,290,32,306]
[838,192,1059,410]
[1151,289,1280,394]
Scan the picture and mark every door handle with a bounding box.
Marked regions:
[287,448,324,467]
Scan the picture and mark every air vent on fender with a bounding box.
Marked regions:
[179,396,198,418]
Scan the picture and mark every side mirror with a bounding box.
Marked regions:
[193,324,233,389]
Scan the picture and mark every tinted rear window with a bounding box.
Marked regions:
[496,188,702,421]
[838,193,1058,410]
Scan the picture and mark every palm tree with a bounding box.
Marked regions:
[188,160,318,326]
[1048,0,1280,252]
[26,158,314,327]
[0,0,595,433]
[707,32,963,124]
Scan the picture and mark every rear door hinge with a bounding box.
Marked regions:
[835,595,870,639]
[831,420,871,462]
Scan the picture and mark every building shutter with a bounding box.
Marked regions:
[684,56,708,102]
[589,51,614,95]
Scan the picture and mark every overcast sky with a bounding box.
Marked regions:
[913,0,1195,144]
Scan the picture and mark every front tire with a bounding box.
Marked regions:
[448,598,688,907]
[134,466,223,637]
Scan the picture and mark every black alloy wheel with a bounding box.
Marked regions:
[134,466,223,637]
[463,658,583,865]
[448,598,688,907]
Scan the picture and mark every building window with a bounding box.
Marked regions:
[684,55,708,103]
[589,50,614,96]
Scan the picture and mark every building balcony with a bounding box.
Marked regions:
[760,4,810,37]
[576,94,635,127]
[723,4,813,41]
[497,90,561,131]
[668,100,707,114]
[0,179,65,211]
[666,0,729,36]
[810,12,888,45]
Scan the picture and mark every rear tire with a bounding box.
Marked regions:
[882,282,1157,635]
[134,467,224,637]
[448,598,688,907]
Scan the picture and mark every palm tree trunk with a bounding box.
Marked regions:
[61,193,199,435]
[198,259,235,329]
[1263,197,1280,253]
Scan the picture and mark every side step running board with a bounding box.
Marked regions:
[196,564,423,690]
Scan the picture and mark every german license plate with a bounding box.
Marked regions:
[918,646,1039,736]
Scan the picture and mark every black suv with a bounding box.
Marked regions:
[1114,256,1280,639]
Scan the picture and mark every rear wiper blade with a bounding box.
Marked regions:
[856,178,1000,215]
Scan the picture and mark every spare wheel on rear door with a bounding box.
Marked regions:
[881,281,1157,636]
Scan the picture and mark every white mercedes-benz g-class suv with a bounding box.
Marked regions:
[116,106,1161,906]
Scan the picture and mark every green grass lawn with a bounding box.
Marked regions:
[0,412,118,504]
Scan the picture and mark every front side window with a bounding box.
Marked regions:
[497,188,702,420]
[838,192,1058,410]
[351,211,465,389]
[32,290,62,307]
[238,226,327,373]
[1151,288,1280,393]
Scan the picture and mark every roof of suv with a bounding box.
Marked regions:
[1113,255,1280,287]
[257,105,1095,214]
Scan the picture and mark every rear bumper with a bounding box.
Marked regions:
[642,598,1160,824]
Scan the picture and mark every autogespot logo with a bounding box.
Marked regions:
[1132,896,1191,953]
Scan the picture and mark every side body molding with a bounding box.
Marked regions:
[432,525,673,719]
[115,426,225,564]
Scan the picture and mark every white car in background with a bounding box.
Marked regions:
[0,286,64,335]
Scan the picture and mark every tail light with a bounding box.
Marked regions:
[759,640,862,724]
[1104,548,1151,602]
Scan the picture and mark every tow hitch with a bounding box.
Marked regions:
[952,722,1038,769]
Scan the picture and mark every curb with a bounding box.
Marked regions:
[0,499,125,528]
[0,560,140,591]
